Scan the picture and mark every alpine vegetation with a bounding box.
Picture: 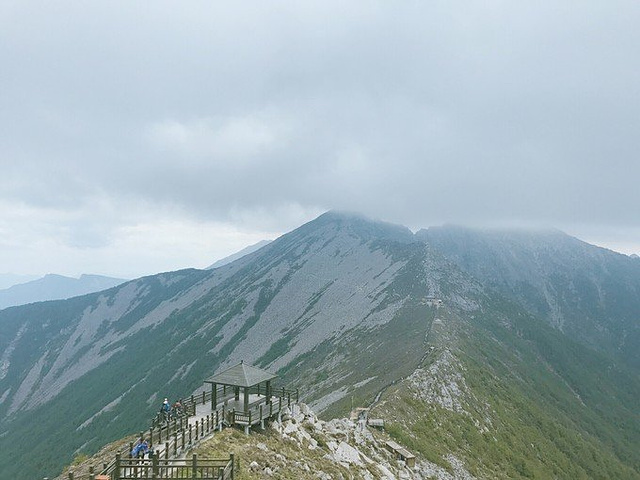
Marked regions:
[0,212,638,479]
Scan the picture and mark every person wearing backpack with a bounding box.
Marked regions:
[161,398,171,422]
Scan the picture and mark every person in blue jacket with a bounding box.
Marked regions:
[161,398,172,421]
[131,439,149,458]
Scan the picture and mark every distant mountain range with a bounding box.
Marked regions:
[207,239,272,269]
[0,274,128,310]
[0,273,38,290]
[0,212,638,479]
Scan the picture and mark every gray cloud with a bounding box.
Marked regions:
[1,0,639,275]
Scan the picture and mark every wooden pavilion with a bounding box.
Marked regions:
[203,361,277,413]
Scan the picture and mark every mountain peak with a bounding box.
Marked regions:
[298,210,415,244]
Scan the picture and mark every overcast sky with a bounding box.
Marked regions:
[1,1,639,279]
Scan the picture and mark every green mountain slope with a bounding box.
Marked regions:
[417,226,640,368]
[0,212,638,479]
[0,213,433,478]
[376,297,640,478]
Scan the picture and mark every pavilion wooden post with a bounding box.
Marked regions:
[204,361,280,432]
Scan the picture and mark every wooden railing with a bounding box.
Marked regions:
[150,385,299,428]
[66,384,299,479]
[229,396,286,426]
[94,409,226,479]
[112,453,233,480]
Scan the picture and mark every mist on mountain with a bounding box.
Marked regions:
[0,212,638,479]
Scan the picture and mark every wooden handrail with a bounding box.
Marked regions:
[91,382,297,478]
[113,455,233,480]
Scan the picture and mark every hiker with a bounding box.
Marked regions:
[131,439,149,458]
[173,399,183,418]
[161,398,171,421]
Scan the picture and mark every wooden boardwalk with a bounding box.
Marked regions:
[72,386,298,479]
[108,454,233,480]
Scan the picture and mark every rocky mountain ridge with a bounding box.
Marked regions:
[418,225,640,367]
[1,211,638,479]
[0,273,128,311]
[58,402,476,480]
[207,240,272,270]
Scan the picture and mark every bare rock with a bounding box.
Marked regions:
[333,441,362,466]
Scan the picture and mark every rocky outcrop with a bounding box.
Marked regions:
[261,403,476,480]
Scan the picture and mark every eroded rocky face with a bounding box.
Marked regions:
[3,212,640,480]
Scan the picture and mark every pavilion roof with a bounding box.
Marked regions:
[204,361,277,388]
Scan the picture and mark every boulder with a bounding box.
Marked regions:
[300,403,312,416]
[283,422,298,435]
[333,441,362,466]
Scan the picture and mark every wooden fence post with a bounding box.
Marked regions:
[192,453,198,479]
[68,473,74,480]
[150,427,154,446]
[230,453,235,480]
[174,430,178,456]
[189,424,192,445]
[115,453,121,479]
[152,451,159,479]
[296,388,299,403]
[165,442,169,460]
[89,465,94,480]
